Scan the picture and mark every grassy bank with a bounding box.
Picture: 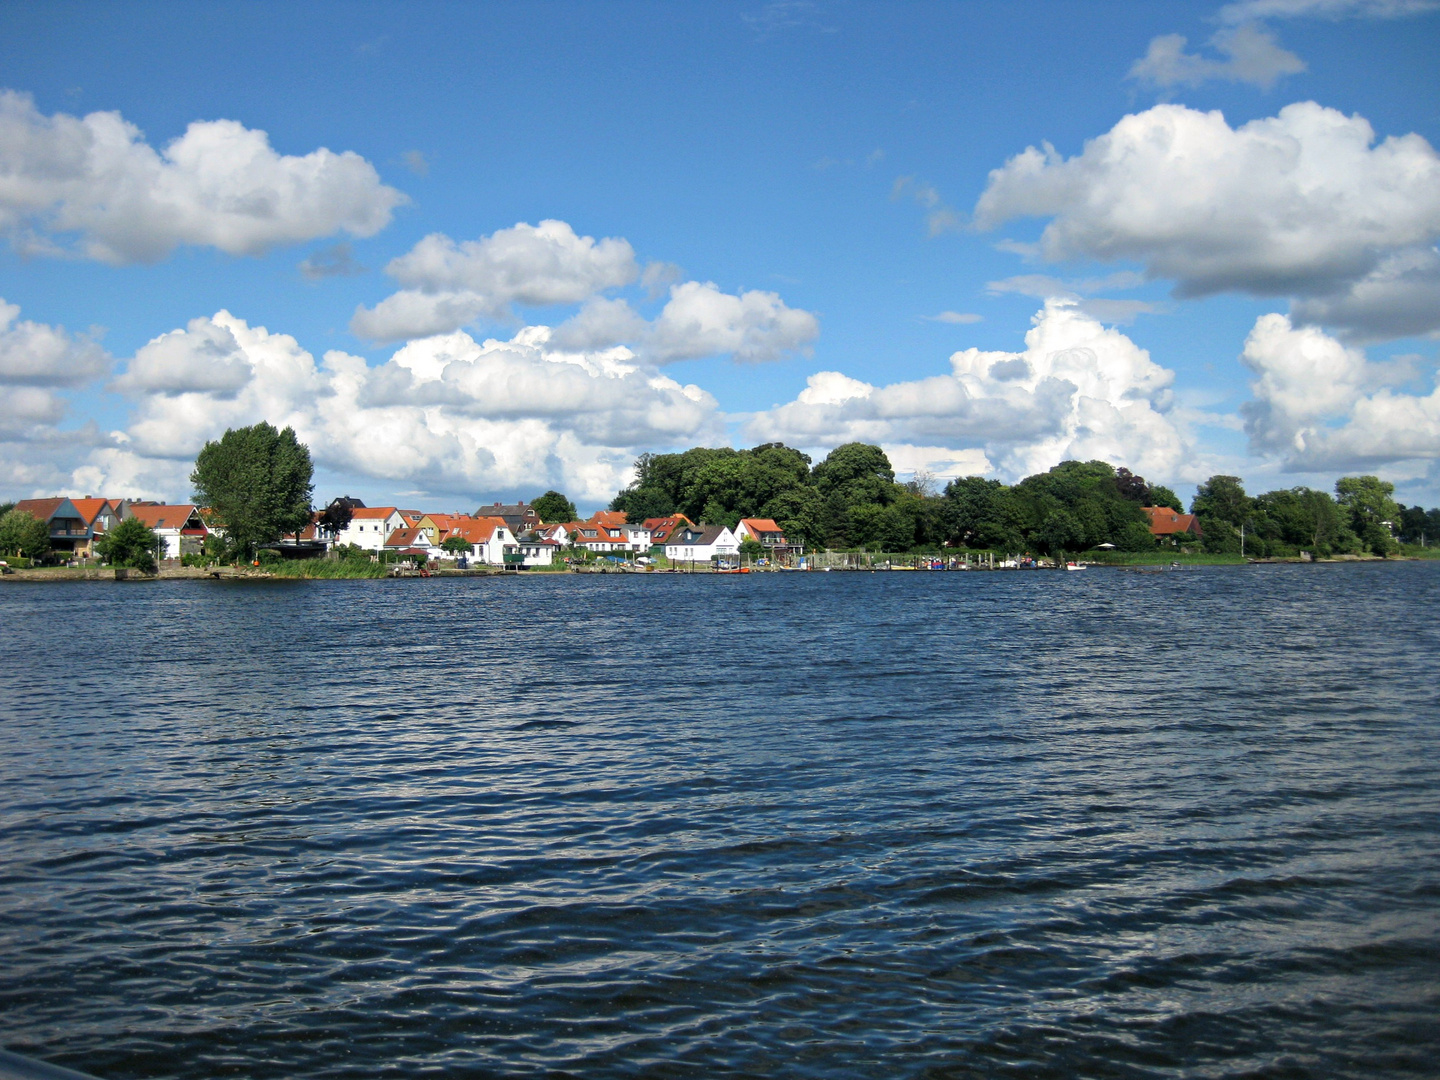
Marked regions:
[263,559,388,579]
[1078,550,1249,566]
[1399,544,1440,559]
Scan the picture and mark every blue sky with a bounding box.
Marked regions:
[2,0,1438,511]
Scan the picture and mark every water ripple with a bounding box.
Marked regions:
[1,564,1438,1078]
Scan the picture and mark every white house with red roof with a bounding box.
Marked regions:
[734,517,799,555]
[334,507,408,551]
[437,516,517,565]
[123,503,208,559]
[562,521,632,554]
[383,526,441,560]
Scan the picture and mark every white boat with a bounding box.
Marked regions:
[1064,561,1085,571]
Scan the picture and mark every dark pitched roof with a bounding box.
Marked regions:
[666,524,730,547]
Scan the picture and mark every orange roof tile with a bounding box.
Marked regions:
[1141,506,1203,536]
[739,518,783,534]
[12,498,65,522]
[125,504,199,530]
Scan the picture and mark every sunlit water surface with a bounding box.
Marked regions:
[1,564,1437,1079]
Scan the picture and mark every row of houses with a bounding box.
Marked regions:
[12,497,208,560]
[10,494,798,567]
[323,501,797,566]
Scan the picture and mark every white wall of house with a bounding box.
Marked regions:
[468,525,516,565]
[621,524,652,550]
[665,527,739,562]
[517,541,556,566]
[154,528,183,559]
[336,510,406,551]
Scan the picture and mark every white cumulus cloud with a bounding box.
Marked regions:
[351,221,639,341]
[352,222,820,364]
[643,281,820,363]
[113,317,253,397]
[747,300,1187,482]
[1240,312,1440,470]
[974,102,1440,339]
[0,90,406,264]
[0,297,110,444]
[77,311,723,503]
[0,297,110,386]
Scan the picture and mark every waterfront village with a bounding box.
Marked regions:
[3,494,1206,573]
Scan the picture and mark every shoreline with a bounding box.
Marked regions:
[1,553,1425,583]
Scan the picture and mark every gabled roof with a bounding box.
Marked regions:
[12,498,65,522]
[441,516,509,544]
[590,510,627,527]
[125,503,201,530]
[643,514,693,543]
[666,524,732,547]
[351,506,400,520]
[1141,506,1204,537]
[739,517,784,535]
[422,513,478,531]
[475,501,543,525]
[67,498,116,526]
[555,519,630,545]
[384,527,426,548]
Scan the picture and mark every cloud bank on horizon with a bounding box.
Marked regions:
[1,0,1438,508]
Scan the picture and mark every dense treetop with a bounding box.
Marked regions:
[191,422,314,560]
[609,441,1430,557]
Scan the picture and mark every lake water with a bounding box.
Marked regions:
[1,564,1438,1079]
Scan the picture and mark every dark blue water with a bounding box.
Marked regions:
[1,565,1438,1079]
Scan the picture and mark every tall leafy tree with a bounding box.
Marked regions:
[1335,475,1401,555]
[532,490,579,523]
[1396,505,1440,546]
[1147,485,1183,512]
[191,422,314,560]
[1114,468,1150,503]
[0,510,50,561]
[1191,476,1252,525]
[812,443,897,507]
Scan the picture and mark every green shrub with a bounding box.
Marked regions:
[95,517,162,573]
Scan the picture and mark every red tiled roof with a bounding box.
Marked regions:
[67,498,115,525]
[441,516,508,544]
[350,506,399,520]
[424,513,478,531]
[384,527,424,548]
[1142,506,1203,537]
[12,498,65,522]
[125,504,200,530]
[643,514,693,543]
[739,517,783,535]
[590,510,627,527]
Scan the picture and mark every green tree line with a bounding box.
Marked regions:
[608,441,1432,557]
